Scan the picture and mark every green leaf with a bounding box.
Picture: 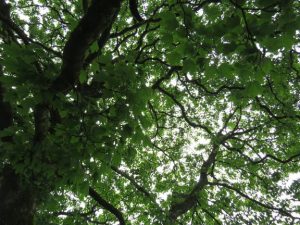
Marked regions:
[178,41,195,57]
[219,63,234,78]
[160,32,173,46]
[98,53,112,64]
[77,181,89,196]
[79,71,88,84]
[166,51,181,65]
[112,152,122,167]
[160,11,179,31]
[2,2,299,224]
[183,59,197,74]
[245,82,263,97]
[90,41,99,52]
[261,59,273,73]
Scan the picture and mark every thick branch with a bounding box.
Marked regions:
[50,0,122,92]
[168,143,219,222]
[0,65,36,225]
[83,24,113,68]
[129,0,144,22]
[0,65,12,141]
[33,104,50,143]
[36,0,122,141]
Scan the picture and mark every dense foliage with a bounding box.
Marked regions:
[0,0,300,224]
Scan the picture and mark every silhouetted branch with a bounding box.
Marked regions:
[168,143,219,222]
[209,182,298,219]
[129,0,144,22]
[50,0,122,92]
[89,187,125,225]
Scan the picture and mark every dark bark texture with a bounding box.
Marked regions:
[0,0,122,223]
[0,65,36,225]
[50,0,121,92]
[0,166,36,225]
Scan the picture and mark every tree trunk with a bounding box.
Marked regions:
[0,65,36,225]
[0,166,36,225]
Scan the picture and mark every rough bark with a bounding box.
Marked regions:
[0,166,36,225]
[50,0,122,92]
[0,66,36,225]
[167,144,218,222]
[129,0,144,22]
[0,0,122,223]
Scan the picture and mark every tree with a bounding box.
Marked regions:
[0,0,299,224]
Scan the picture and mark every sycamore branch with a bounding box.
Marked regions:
[209,182,299,219]
[52,205,108,224]
[199,205,221,225]
[0,65,13,140]
[168,143,219,222]
[83,24,113,68]
[0,0,29,44]
[89,187,125,225]
[224,143,300,165]
[50,0,122,92]
[152,67,213,135]
[129,0,144,22]
[111,166,164,215]
[156,86,212,135]
[111,166,152,198]
[151,66,181,89]
[35,0,122,142]
[0,0,61,57]
[253,153,300,164]
[33,104,51,143]
[110,0,162,39]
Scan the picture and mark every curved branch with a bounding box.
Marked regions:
[89,187,125,225]
[110,17,159,38]
[0,0,61,58]
[50,0,122,92]
[111,166,151,198]
[0,0,29,44]
[253,152,300,164]
[129,0,144,22]
[83,24,113,68]
[209,182,298,219]
[156,86,212,135]
[168,144,219,222]
[199,205,221,225]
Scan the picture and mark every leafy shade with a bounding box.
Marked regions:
[0,0,300,224]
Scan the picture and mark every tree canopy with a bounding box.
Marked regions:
[0,0,300,224]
